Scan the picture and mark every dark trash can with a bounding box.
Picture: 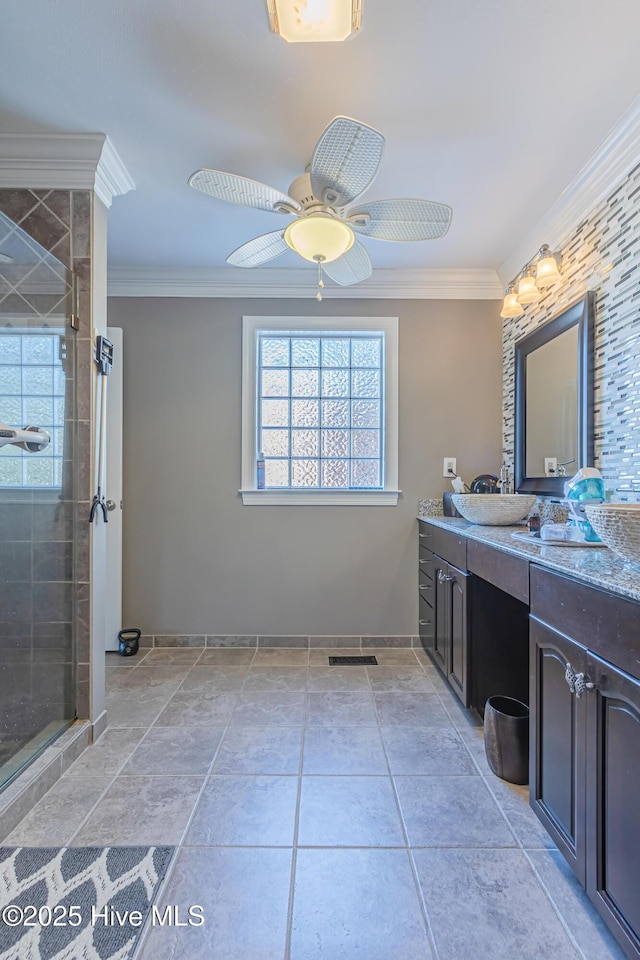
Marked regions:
[484,696,529,785]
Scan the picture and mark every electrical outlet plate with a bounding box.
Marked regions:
[545,457,557,477]
[443,457,457,478]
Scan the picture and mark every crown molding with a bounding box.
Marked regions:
[0,133,135,207]
[107,266,502,299]
[498,94,640,286]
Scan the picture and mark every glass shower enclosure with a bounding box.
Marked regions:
[0,210,78,791]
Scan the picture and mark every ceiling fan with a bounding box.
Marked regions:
[188,116,452,298]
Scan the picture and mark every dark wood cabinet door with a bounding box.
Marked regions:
[586,653,640,958]
[530,616,588,883]
[448,566,469,707]
[432,555,449,675]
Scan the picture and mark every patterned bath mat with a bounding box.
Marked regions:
[0,846,174,959]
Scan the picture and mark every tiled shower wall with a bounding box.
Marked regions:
[503,161,640,501]
[0,189,93,718]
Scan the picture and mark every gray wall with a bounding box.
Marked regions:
[108,297,502,636]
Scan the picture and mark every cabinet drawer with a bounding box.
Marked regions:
[419,596,434,636]
[418,553,434,582]
[429,524,467,571]
[417,523,435,547]
[419,576,435,603]
[468,539,529,603]
[530,565,640,682]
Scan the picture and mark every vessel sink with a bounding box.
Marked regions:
[451,493,536,526]
[584,503,640,564]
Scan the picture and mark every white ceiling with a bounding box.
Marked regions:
[1,0,640,277]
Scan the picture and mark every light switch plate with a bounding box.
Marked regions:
[443,457,457,478]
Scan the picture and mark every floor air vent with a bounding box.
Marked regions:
[328,655,378,665]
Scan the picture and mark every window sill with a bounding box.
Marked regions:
[239,489,401,506]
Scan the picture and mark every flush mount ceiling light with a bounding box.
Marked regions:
[284,215,354,263]
[266,0,362,42]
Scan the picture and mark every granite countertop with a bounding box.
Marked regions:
[417,515,640,604]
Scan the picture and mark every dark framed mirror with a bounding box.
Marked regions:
[514,293,594,496]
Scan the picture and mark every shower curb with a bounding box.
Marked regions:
[0,721,91,841]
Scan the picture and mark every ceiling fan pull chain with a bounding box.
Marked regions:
[315,255,325,301]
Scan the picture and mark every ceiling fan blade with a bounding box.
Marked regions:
[322,241,372,286]
[189,169,300,214]
[226,230,289,267]
[347,199,452,241]
[310,117,384,208]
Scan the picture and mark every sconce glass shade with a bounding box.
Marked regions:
[536,253,562,287]
[516,273,542,305]
[266,0,361,42]
[500,290,525,319]
[284,215,355,263]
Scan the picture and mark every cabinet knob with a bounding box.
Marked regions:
[419,619,431,626]
[418,533,431,539]
[419,559,431,564]
[419,583,432,591]
[564,662,595,699]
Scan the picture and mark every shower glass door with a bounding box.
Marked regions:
[0,210,77,791]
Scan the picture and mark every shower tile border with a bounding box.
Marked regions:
[0,720,90,840]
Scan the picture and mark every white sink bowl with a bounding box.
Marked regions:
[584,503,640,564]
[451,493,536,526]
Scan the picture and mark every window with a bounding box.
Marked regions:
[241,316,399,505]
[0,330,67,489]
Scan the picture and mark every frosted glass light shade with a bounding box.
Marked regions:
[516,273,542,304]
[285,216,354,263]
[267,0,360,42]
[500,291,524,319]
[536,254,562,287]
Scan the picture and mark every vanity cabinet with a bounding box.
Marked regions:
[417,518,640,958]
[530,564,640,959]
[434,558,470,705]
[418,524,470,706]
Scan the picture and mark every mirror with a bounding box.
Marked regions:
[514,293,594,496]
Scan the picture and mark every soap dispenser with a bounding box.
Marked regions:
[499,463,512,495]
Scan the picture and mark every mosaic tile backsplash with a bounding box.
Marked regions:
[503,161,640,503]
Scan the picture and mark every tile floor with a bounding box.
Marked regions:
[1,646,625,960]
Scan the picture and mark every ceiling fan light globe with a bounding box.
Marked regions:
[284,216,355,263]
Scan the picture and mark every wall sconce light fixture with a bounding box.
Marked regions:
[266,0,363,42]
[499,284,524,319]
[500,244,563,319]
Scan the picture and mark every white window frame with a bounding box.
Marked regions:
[240,315,400,505]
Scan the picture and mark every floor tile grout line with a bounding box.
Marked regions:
[283,708,306,960]
[423,651,595,957]
[66,657,228,846]
[521,848,590,960]
[132,671,253,959]
[376,683,442,960]
[426,663,525,851]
